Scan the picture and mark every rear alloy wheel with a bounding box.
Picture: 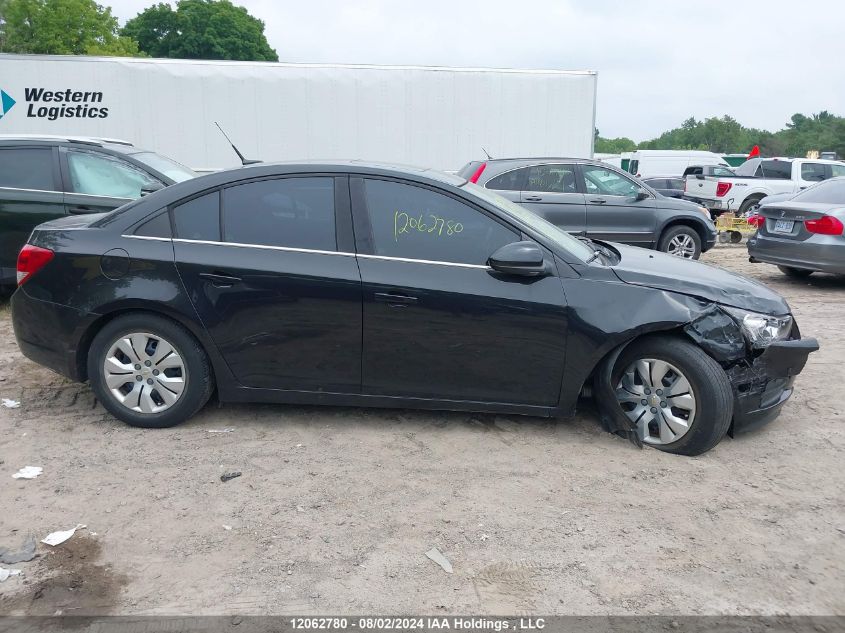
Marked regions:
[103,332,186,414]
[659,226,701,259]
[778,265,813,279]
[612,337,733,455]
[89,313,213,428]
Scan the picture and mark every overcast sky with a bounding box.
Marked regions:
[111,0,844,142]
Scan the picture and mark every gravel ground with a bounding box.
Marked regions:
[0,244,842,616]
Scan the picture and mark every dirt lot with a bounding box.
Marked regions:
[0,245,842,616]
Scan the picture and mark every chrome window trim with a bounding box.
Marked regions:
[122,235,172,242]
[171,238,353,257]
[66,192,134,202]
[124,236,491,268]
[0,186,63,195]
[357,253,490,270]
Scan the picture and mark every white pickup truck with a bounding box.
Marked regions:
[685,157,845,215]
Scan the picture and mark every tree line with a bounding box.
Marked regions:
[0,0,277,61]
[596,112,845,159]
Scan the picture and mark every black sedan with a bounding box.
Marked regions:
[11,162,818,455]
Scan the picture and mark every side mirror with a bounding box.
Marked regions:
[634,188,650,201]
[140,182,165,196]
[488,241,547,277]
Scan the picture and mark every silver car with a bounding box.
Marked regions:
[457,158,716,259]
[747,176,845,277]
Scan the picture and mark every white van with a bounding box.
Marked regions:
[628,150,730,179]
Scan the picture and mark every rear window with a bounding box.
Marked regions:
[791,178,845,203]
[0,148,55,190]
[758,160,792,179]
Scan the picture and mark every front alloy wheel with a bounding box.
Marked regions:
[610,336,733,455]
[615,358,696,445]
[666,233,697,258]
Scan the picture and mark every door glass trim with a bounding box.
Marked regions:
[356,253,490,270]
[121,234,173,242]
[171,237,355,257]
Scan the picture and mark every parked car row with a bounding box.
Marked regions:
[1,138,718,295]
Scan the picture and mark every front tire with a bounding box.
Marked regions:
[659,226,702,259]
[612,336,733,456]
[778,265,813,279]
[88,313,214,428]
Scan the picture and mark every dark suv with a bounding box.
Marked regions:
[0,135,195,288]
[458,158,716,259]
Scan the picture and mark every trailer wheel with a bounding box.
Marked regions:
[729,231,743,243]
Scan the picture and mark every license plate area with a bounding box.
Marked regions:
[773,219,794,234]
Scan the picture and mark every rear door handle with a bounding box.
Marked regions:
[199,272,242,287]
[524,196,543,202]
[68,206,95,214]
[588,198,607,204]
[374,292,418,307]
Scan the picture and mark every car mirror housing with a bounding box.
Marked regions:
[635,189,650,201]
[140,182,165,196]
[488,241,547,276]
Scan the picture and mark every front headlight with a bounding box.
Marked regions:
[723,307,792,348]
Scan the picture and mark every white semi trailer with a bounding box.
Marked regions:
[0,54,597,171]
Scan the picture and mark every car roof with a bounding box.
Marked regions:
[219,159,466,186]
[0,134,137,152]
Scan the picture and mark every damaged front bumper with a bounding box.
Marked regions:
[594,303,819,446]
[726,338,819,433]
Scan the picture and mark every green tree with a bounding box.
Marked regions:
[0,0,141,55]
[123,0,278,61]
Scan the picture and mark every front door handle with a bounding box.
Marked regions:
[588,198,607,204]
[199,272,242,287]
[524,196,543,202]
[374,292,418,307]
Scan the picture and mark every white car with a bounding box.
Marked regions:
[686,157,845,215]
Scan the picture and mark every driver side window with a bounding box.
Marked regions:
[363,179,519,266]
[581,165,641,197]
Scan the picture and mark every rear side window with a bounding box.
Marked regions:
[486,167,527,191]
[526,165,578,193]
[0,148,55,190]
[222,177,336,251]
[173,191,220,241]
[134,211,172,238]
[668,179,684,189]
[363,178,518,265]
[831,165,845,177]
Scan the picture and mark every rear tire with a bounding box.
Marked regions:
[778,265,813,279]
[658,226,702,259]
[612,336,733,456]
[88,313,214,428]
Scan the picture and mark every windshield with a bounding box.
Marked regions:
[461,182,595,261]
[130,152,196,183]
[790,177,845,204]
